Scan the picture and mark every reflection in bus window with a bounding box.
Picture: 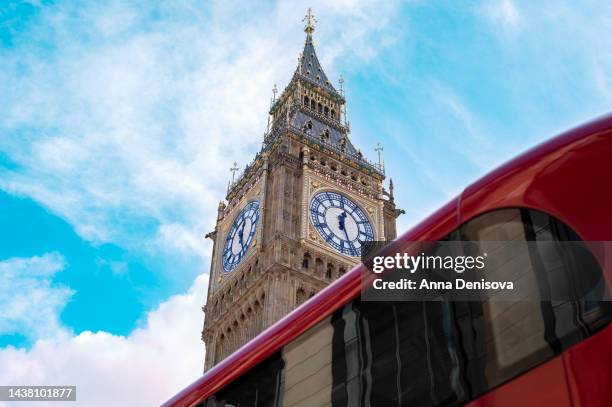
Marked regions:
[459,208,611,391]
[205,352,284,407]
[329,300,466,406]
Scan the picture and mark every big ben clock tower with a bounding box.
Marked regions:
[201,10,403,370]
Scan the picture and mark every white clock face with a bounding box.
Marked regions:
[222,201,260,272]
[310,192,374,257]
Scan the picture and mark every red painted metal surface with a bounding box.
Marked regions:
[163,114,612,407]
[564,326,612,407]
[464,356,572,407]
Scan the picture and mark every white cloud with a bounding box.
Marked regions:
[154,223,207,257]
[0,274,209,407]
[0,253,72,342]
[0,252,208,405]
[482,0,521,31]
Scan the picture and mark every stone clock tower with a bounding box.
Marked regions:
[201,10,403,371]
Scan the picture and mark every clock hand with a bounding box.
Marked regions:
[337,212,351,242]
[337,212,346,230]
[237,222,245,247]
[342,223,351,242]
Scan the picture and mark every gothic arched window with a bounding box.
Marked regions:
[296,288,307,306]
[303,96,309,107]
[302,253,312,269]
[326,263,334,279]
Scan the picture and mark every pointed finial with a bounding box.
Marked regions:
[272,84,278,101]
[339,75,345,95]
[230,161,239,183]
[389,178,395,199]
[303,8,316,34]
[375,142,384,168]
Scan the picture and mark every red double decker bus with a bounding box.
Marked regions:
[164,115,612,407]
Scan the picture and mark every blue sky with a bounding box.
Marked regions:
[1,0,612,405]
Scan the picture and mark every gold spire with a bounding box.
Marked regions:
[303,8,316,34]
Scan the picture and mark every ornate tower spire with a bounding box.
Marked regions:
[295,10,338,95]
[265,8,381,172]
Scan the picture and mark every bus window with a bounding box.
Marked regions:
[204,352,284,407]
[328,300,467,406]
[459,208,611,393]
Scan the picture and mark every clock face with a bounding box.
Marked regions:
[222,201,260,273]
[310,191,374,257]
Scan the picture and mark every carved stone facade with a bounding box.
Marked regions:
[201,14,402,371]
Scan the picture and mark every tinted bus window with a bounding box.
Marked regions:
[330,300,467,406]
[203,352,284,407]
[202,208,610,406]
[459,208,611,392]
